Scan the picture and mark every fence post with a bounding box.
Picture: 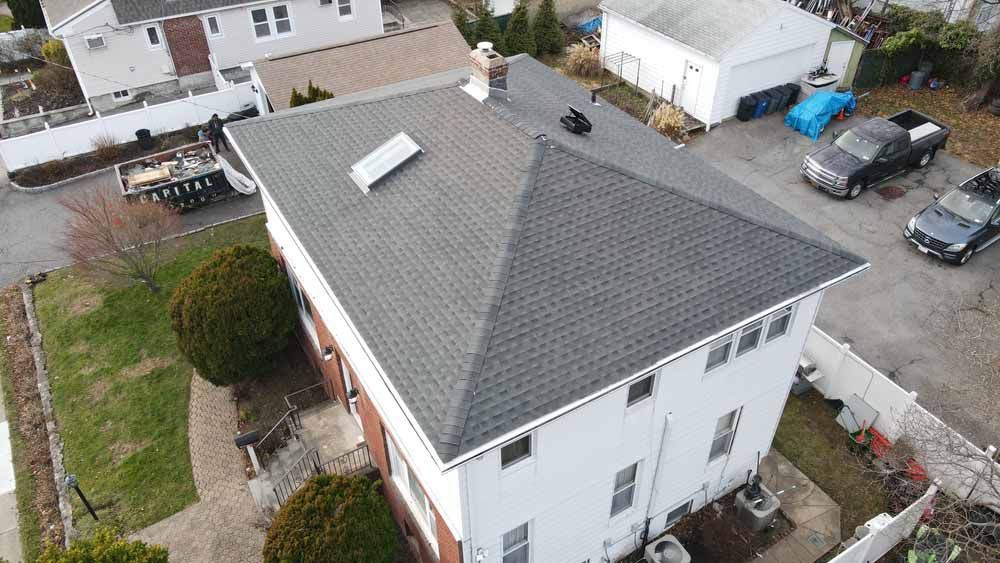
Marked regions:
[44,121,61,162]
[188,90,198,126]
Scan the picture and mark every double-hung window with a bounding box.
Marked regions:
[386,437,438,548]
[766,306,793,342]
[321,0,352,17]
[251,4,293,40]
[502,522,530,563]
[709,409,740,461]
[610,462,639,517]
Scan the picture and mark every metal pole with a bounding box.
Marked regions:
[635,59,641,95]
[65,475,98,521]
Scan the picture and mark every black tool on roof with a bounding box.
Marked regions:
[560,105,592,135]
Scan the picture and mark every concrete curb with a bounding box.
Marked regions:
[19,284,75,546]
[10,166,114,193]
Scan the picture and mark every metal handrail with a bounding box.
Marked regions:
[272,445,374,506]
[318,444,373,477]
[382,0,405,30]
[256,407,301,454]
[284,382,327,410]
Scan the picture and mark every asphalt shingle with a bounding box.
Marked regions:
[227,56,867,462]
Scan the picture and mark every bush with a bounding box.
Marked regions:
[8,0,45,29]
[452,4,474,47]
[263,474,398,563]
[533,0,564,55]
[37,528,167,563]
[41,40,70,67]
[169,245,296,386]
[90,132,120,160]
[473,2,504,54]
[504,1,536,56]
[289,80,334,108]
[650,103,690,143]
[565,44,600,78]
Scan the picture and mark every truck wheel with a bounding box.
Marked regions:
[845,183,864,200]
[917,150,934,169]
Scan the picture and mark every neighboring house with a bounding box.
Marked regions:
[252,21,469,113]
[890,0,999,30]
[226,47,868,563]
[39,0,385,111]
[600,0,847,127]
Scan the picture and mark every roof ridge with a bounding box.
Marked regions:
[544,142,867,266]
[436,141,548,459]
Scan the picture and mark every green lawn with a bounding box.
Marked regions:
[0,15,12,33]
[0,288,43,562]
[33,215,267,536]
[774,392,891,538]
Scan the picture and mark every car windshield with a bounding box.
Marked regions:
[834,131,880,161]
[938,188,997,225]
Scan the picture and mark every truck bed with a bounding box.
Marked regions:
[888,109,949,151]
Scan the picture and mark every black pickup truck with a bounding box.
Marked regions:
[904,167,1000,265]
[800,110,950,199]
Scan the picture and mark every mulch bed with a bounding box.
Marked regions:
[9,125,202,187]
[665,490,793,563]
[1,69,85,120]
[0,285,65,551]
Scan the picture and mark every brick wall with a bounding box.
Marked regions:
[163,16,211,77]
[269,239,462,563]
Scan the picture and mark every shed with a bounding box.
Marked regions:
[599,0,839,127]
[825,26,868,90]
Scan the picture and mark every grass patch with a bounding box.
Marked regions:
[859,85,999,168]
[0,288,43,562]
[774,392,891,537]
[0,15,13,32]
[33,215,267,536]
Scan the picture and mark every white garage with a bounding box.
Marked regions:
[599,0,837,128]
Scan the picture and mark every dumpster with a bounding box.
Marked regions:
[115,142,243,209]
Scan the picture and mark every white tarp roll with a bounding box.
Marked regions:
[217,153,257,195]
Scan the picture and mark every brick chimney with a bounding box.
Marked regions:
[465,42,508,101]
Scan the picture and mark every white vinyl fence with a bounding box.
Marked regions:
[805,326,1000,510]
[0,81,257,172]
[828,485,938,563]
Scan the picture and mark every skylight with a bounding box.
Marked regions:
[349,132,423,192]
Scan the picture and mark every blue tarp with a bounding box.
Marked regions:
[577,15,602,34]
[784,91,856,141]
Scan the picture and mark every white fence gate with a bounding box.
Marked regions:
[0,81,258,172]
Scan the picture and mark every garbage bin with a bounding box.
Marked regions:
[737,95,756,121]
[784,83,802,107]
[752,92,769,119]
[135,128,154,150]
[764,88,783,114]
[909,70,928,90]
[775,85,792,111]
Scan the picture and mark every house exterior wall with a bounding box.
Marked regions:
[57,1,177,100]
[202,0,384,71]
[260,188,465,561]
[711,6,831,123]
[460,291,824,563]
[599,10,720,124]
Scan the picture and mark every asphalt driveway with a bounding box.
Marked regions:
[688,113,998,445]
[0,169,263,287]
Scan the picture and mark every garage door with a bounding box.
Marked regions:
[723,45,815,120]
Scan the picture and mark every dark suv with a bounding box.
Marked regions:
[903,168,1000,265]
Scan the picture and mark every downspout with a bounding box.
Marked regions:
[642,412,673,543]
[460,462,477,563]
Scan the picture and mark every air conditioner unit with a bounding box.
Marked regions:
[643,535,691,563]
[798,356,816,376]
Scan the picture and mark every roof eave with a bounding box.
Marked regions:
[601,6,721,61]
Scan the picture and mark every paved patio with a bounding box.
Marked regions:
[395,0,454,25]
[757,451,842,563]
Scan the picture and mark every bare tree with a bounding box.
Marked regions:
[61,185,180,293]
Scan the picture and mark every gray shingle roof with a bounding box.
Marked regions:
[599,0,785,59]
[110,0,254,24]
[41,0,96,28]
[227,56,866,462]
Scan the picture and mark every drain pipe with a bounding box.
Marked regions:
[642,412,674,543]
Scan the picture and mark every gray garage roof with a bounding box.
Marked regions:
[41,0,97,29]
[601,0,790,59]
[110,0,256,24]
[227,56,867,462]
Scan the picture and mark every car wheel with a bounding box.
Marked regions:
[958,246,975,266]
[845,183,863,200]
[917,150,933,168]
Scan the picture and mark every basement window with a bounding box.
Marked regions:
[349,132,422,192]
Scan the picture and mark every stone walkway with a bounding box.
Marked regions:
[134,373,266,563]
[757,451,842,563]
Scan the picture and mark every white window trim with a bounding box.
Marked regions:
[249,3,295,43]
[386,437,439,554]
[143,24,163,50]
[287,270,320,351]
[734,319,764,358]
[502,522,531,563]
[704,333,734,373]
[500,433,533,471]
[85,34,106,49]
[609,461,640,519]
[203,14,224,39]
[111,89,131,102]
[336,0,354,20]
[764,305,795,343]
[625,373,655,408]
[708,408,741,463]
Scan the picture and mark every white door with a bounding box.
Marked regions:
[680,60,703,115]
[339,356,364,430]
[826,41,854,87]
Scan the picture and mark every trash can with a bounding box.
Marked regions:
[784,83,802,107]
[775,85,792,111]
[135,128,154,150]
[909,70,928,90]
[764,88,782,114]
[737,95,756,121]
[752,92,769,119]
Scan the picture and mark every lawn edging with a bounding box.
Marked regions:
[10,166,113,194]
[19,284,76,546]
